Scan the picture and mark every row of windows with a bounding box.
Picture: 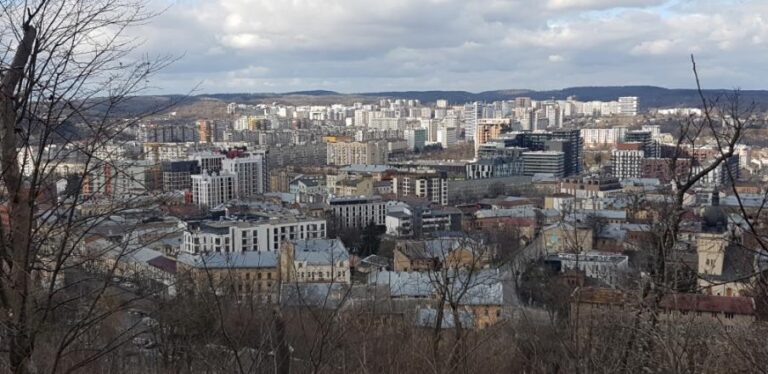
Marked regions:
[298,271,346,279]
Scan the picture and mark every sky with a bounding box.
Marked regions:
[134,0,768,94]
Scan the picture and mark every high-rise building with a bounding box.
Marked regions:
[580,127,628,146]
[437,127,457,149]
[463,102,481,141]
[221,152,268,198]
[514,97,532,108]
[420,119,439,142]
[611,149,644,180]
[618,96,639,116]
[513,130,583,176]
[474,123,504,157]
[162,160,200,192]
[191,171,236,208]
[189,151,225,173]
[326,140,388,165]
[197,119,217,143]
[405,128,427,152]
[392,171,448,206]
[624,130,658,157]
[522,151,565,177]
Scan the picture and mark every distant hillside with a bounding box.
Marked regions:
[114,86,768,116]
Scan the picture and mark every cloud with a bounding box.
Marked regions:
[631,39,676,55]
[548,54,566,62]
[131,0,768,93]
[546,0,664,11]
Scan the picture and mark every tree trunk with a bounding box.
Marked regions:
[1,25,37,374]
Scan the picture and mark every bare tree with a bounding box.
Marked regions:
[0,1,174,372]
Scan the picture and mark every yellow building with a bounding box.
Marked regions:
[176,251,279,303]
[541,222,594,253]
[393,238,491,272]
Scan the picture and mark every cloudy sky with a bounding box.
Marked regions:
[137,0,768,94]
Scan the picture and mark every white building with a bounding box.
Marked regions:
[405,128,427,151]
[463,102,481,141]
[580,127,627,146]
[437,127,457,149]
[555,251,629,287]
[393,172,449,206]
[181,215,327,253]
[191,171,236,208]
[221,153,268,198]
[611,149,644,180]
[618,96,639,116]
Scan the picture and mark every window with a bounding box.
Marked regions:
[725,313,734,319]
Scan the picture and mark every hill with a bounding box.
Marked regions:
[112,86,768,116]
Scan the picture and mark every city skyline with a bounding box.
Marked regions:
[139,0,768,94]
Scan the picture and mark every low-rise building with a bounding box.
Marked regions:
[393,237,491,272]
[181,214,326,253]
[571,287,756,327]
[177,251,279,302]
[279,238,351,284]
[550,251,629,287]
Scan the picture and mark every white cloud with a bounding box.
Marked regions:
[631,39,675,55]
[132,0,768,93]
[548,54,565,62]
[546,0,664,10]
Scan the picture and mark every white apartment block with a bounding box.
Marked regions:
[437,127,457,149]
[222,153,268,198]
[191,171,236,208]
[393,172,448,206]
[326,141,388,165]
[580,127,627,146]
[369,117,406,131]
[618,96,639,116]
[463,102,481,141]
[181,216,327,254]
[611,149,644,180]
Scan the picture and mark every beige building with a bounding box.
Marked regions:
[541,222,594,254]
[176,251,280,303]
[474,122,504,157]
[280,239,351,284]
[696,231,752,297]
[393,238,491,272]
[326,140,388,166]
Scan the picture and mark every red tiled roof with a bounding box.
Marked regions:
[659,293,755,316]
[572,287,756,316]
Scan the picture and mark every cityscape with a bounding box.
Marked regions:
[1,0,768,373]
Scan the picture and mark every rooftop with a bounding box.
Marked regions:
[291,238,349,264]
[177,251,278,269]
